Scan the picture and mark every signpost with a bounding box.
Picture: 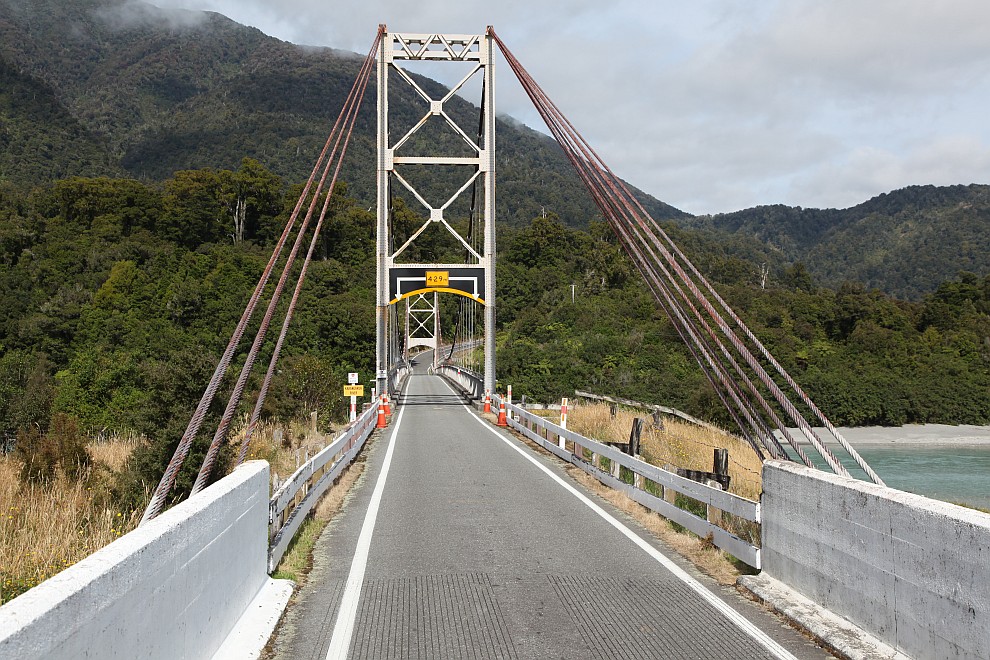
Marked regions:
[344,374,363,422]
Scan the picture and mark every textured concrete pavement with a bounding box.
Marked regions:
[270,357,829,659]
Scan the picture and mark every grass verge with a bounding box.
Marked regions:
[270,448,368,585]
[0,437,142,604]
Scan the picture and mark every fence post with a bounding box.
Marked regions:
[708,449,729,524]
[663,464,677,505]
[628,417,643,456]
[560,397,568,430]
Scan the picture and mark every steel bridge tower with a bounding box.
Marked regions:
[376,29,496,396]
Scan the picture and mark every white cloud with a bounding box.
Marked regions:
[149,0,990,214]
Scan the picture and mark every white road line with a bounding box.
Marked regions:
[325,402,407,659]
[437,377,799,660]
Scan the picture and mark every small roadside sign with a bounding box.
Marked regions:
[343,385,364,397]
[348,372,359,384]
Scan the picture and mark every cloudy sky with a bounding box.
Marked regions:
[151,0,990,215]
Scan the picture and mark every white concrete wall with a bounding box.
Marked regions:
[0,461,271,660]
[762,460,990,660]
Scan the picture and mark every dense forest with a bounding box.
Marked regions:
[1,0,988,511]
[2,165,989,507]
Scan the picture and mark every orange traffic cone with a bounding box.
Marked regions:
[382,393,391,416]
[496,401,507,427]
[376,401,387,429]
[483,390,492,414]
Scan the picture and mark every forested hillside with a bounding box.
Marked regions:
[685,184,990,299]
[2,168,989,509]
[0,0,683,228]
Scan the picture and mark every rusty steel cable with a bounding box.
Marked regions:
[195,29,382,486]
[491,29,879,480]
[141,31,384,522]
[533,70,814,466]
[234,34,381,467]
[493,39,780,460]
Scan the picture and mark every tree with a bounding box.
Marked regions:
[217,158,283,243]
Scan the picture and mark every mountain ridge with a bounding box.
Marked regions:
[685,183,990,299]
[0,0,685,228]
[1,0,987,299]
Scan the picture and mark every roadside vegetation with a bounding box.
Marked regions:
[0,410,343,605]
[0,430,139,604]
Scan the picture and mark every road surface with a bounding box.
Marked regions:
[269,356,828,659]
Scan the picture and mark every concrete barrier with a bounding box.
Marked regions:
[0,461,288,659]
[437,365,484,401]
[760,460,990,660]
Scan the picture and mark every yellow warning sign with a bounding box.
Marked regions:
[343,385,364,397]
[425,270,449,287]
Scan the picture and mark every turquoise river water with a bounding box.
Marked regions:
[783,426,990,511]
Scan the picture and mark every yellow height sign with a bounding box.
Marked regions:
[425,271,449,287]
[343,385,364,397]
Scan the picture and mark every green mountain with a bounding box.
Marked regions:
[684,184,990,299]
[2,0,985,299]
[0,0,685,228]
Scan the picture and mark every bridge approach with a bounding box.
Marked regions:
[270,354,827,659]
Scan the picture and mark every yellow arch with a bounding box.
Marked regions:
[390,287,486,306]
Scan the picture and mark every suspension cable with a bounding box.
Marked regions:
[141,29,384,522]
[490,28,882,484]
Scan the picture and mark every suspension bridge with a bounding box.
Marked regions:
[1,27,987,660]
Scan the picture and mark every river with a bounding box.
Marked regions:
[781,424,990,511]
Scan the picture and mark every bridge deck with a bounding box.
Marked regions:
[270,358,827,659]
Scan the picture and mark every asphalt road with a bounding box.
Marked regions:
[270,356,829,659]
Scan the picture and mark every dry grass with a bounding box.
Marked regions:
[0,415,357,606]
[231,415,338,490]
[0,438,142,604]
[567,403,764,501]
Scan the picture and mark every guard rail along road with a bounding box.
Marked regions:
[268,402,379,572]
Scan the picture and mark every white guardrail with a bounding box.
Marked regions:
[267,404,378,573]
[435,365,761,568]
[496,393,762,568]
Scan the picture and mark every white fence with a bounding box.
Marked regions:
[497,395,761,568]
[267,403,378,572]
[436,364,484,399]
[267,366,411,573]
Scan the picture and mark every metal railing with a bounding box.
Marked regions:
[267,404,377,572]
[492,394,762,568]
[435,364,484,399]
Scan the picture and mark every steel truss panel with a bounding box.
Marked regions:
[376,29,496,396]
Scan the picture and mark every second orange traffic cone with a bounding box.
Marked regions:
[496,401,507,427]
[376,400,387,428]
[483,390,492,413]
[382,393,391,415]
